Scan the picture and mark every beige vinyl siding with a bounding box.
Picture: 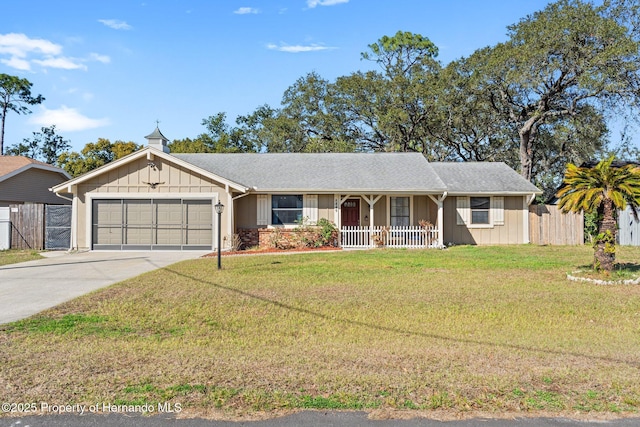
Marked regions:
[373,197,387,226]
[0,169,70,206]
[318,195,334,223]
[443,196,525,245]
[235,194,335,229]
[413,195,438,225]
[234,194,258,228]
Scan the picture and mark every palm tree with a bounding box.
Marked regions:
[557,157,640,272]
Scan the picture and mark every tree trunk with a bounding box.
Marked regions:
[0,104,6,156]
[594,198,617,272]
[519,122,536,182]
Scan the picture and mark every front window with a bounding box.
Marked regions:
[390,197,410,227]
[470,197,490,224]
[272,195,303,225]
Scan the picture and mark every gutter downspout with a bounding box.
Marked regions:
[524,193,537,244]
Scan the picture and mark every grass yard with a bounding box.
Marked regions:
[0,249,42,266]
[1,245,640,420]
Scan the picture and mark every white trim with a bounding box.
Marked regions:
[256,194,270,225]
[71,191,78,250]
[523,196,530,244]
[456,197,469,225]
[303,194,318,224]
[492,196,504,226]
[387,195,412,227]
[457,196,505,229]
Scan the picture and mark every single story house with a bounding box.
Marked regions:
[0,156,71,207]
[51,127,541,251]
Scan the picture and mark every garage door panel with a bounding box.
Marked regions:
[156,200,182,224]
[124,225,152,245]
[95,226,122,245]
[183,200,212,246]
[125,200,152,225]
[93,198,213,250]
[156,226,182,245]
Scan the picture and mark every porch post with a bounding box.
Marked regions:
[334,194,341,246]
[437,192,447,247]
[429,193,447,248]
[369,197,374,248]
[437,197,444,247]
[362,195,382,247]
[226,185,232,249]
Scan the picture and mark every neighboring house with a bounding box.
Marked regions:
[0,156,71,207]
[50,127,541,251]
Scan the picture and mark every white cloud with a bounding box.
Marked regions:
[98,19,132,30]
[234,7,259,14]
[30,106,110,132]
[0,32,108,72]
[0,33,61,57]
[33,57,87,70]
[89,53,111,63]
[1,56,30,70]
[307,0,348,8]
[267,43,335,53]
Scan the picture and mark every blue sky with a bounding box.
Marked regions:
[1,0,571,153]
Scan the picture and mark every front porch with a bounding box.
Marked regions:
[340,225,440,249]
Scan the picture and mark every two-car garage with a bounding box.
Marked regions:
[92,199,213,250]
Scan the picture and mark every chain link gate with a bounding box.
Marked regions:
[45,205,71,250]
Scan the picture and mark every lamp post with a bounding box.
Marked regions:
[214,201,224,270]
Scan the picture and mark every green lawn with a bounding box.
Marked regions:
[1,245,640,420]
[0,249,42,266]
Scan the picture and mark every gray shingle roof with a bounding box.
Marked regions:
[173,152,447,193]
[430,162,541,194]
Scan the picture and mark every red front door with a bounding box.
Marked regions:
[341,199,360,227]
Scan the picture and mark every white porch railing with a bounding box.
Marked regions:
[340,225,439,249]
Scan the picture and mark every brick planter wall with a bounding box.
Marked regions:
[237,227,337,250]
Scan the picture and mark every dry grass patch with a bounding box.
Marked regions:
[0,249,42,266]
[1,245,640,420]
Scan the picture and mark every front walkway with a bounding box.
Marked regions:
[0,250,208,324]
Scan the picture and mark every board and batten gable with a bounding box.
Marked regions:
[73,155,230,250]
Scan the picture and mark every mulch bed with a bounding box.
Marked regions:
[202,246,342,258]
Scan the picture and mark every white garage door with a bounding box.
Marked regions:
[92,199,213,250]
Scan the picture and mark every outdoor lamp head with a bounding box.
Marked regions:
[215,201,224,214]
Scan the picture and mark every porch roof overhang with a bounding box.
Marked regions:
[50,147,250,195]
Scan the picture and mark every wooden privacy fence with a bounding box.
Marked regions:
[529,204,584,245]
[9,203,45,250]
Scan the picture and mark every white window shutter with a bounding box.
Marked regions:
[492,196,504,225]
[303,194,318,224]
[456,197,469,225]
[256,195,269,225]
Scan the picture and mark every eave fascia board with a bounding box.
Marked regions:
[445,190,543,197]
[51,147,249,194]
[249,188,448,195]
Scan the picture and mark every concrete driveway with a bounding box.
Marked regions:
[0,250,209,325]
